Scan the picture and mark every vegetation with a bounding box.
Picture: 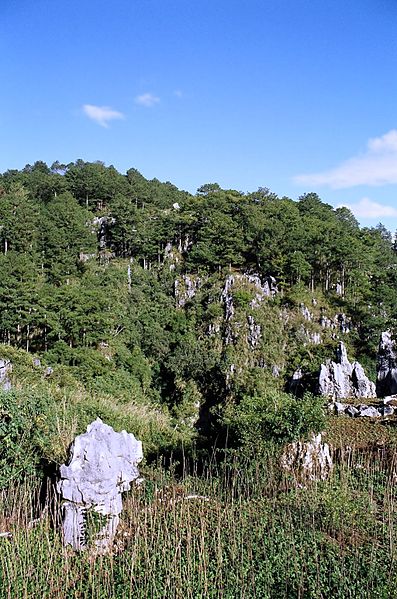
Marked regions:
[1,449,397,598]
[1,159,397,595]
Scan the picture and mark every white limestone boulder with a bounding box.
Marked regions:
[57,418,143,552]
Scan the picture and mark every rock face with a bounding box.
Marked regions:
[319,313,351,333]
[376,332,397,397]
[247,315,261,348]
[0,359,12,391]
[300,303,312,322]
[57,418,143,552]
[281,433,333,482]
[318,342,376,400]
[93,216,115,250]
[329,401,394,418]
[289,368,304,395]
[174,275,201,307]
[220,272,277,345]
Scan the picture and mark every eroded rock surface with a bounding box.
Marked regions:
[329,401,394,418]
[0,359,12,391]
[281,433,333,482]
[57,418,143,552]
[376,331,397,397]
[220,272,277,345]
[174,275,202,307]
[318,342,375,400]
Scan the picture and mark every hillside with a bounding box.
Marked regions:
[3,161,397,596]
[0,160,397,469]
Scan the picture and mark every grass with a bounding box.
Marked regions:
[1,447,397,598]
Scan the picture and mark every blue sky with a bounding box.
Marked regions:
[1,0,397,230]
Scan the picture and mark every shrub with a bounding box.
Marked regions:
[0,389,56,487]
[224,390,326,448]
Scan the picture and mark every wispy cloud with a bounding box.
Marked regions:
[134,93,160,107]
[294,130,397,188]
[339,197,397,219]
[83,104,124,128]
[173,89,183,98]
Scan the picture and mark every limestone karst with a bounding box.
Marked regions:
[57,418,143,552]
[318,342,376,400]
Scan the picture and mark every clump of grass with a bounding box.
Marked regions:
[1,447,397,598]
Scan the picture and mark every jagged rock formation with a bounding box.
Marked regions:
[300,303,312,322]
[376,331,397,397]
[57,418,143,552]
[289,367,304,394]
[319,313,351,333]
[318,342,376,400]
[93,216,115,250]
[330,401,392,418]
[220,273,277,345]
[174,275,202,307]
[247,315,261,348]
[0,359,12,391]
[281,433,333,482]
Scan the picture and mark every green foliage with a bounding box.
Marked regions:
[0,389,56,486]
[0,158,396,477]
[1,450,397,597]
[225,391,326,447]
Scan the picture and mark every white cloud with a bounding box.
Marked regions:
[339,197,397,219]
[83,104,124,128]
[294,129,397,188]
[174,89,183,98]
[134,93,160,107]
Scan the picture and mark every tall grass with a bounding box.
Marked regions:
[1,447,397,598]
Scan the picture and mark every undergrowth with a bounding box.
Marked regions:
[0,447,397,598]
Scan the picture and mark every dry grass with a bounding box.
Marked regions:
[0,448,397,598]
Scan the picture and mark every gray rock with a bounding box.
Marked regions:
[345,405,359,417]
[57,418,143,552]
[281,433,333,482]
[0,359,12,391]
[93,216,115,250]
[289,368,304,394]
[336,313,351,334]
[351,362,376,398]
[174,275,201,308]
[272,365,281,378]
[376,331,397,397]
[382,395,397,404]
[357,405,381,418]
[318,342,376,400]
[247,315,261,348]
[320,315,335,329]
[378,405,394,417]
[220,273,277,345]
[333,402,347,414]
[310,332,322,345]
[300,303,312,322]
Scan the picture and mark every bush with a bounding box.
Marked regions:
[0,389,56,487]
[224,390,326,448]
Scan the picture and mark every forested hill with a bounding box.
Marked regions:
[0,159,396,463]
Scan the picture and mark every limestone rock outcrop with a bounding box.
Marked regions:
[281,433,333,482]
[329,400,394,418]
[174,275,202,307]
[57,418,143,552]
[0,359,12,391]
[376,331,397,397]
[220,272,277,345]
[318,342,375,400]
